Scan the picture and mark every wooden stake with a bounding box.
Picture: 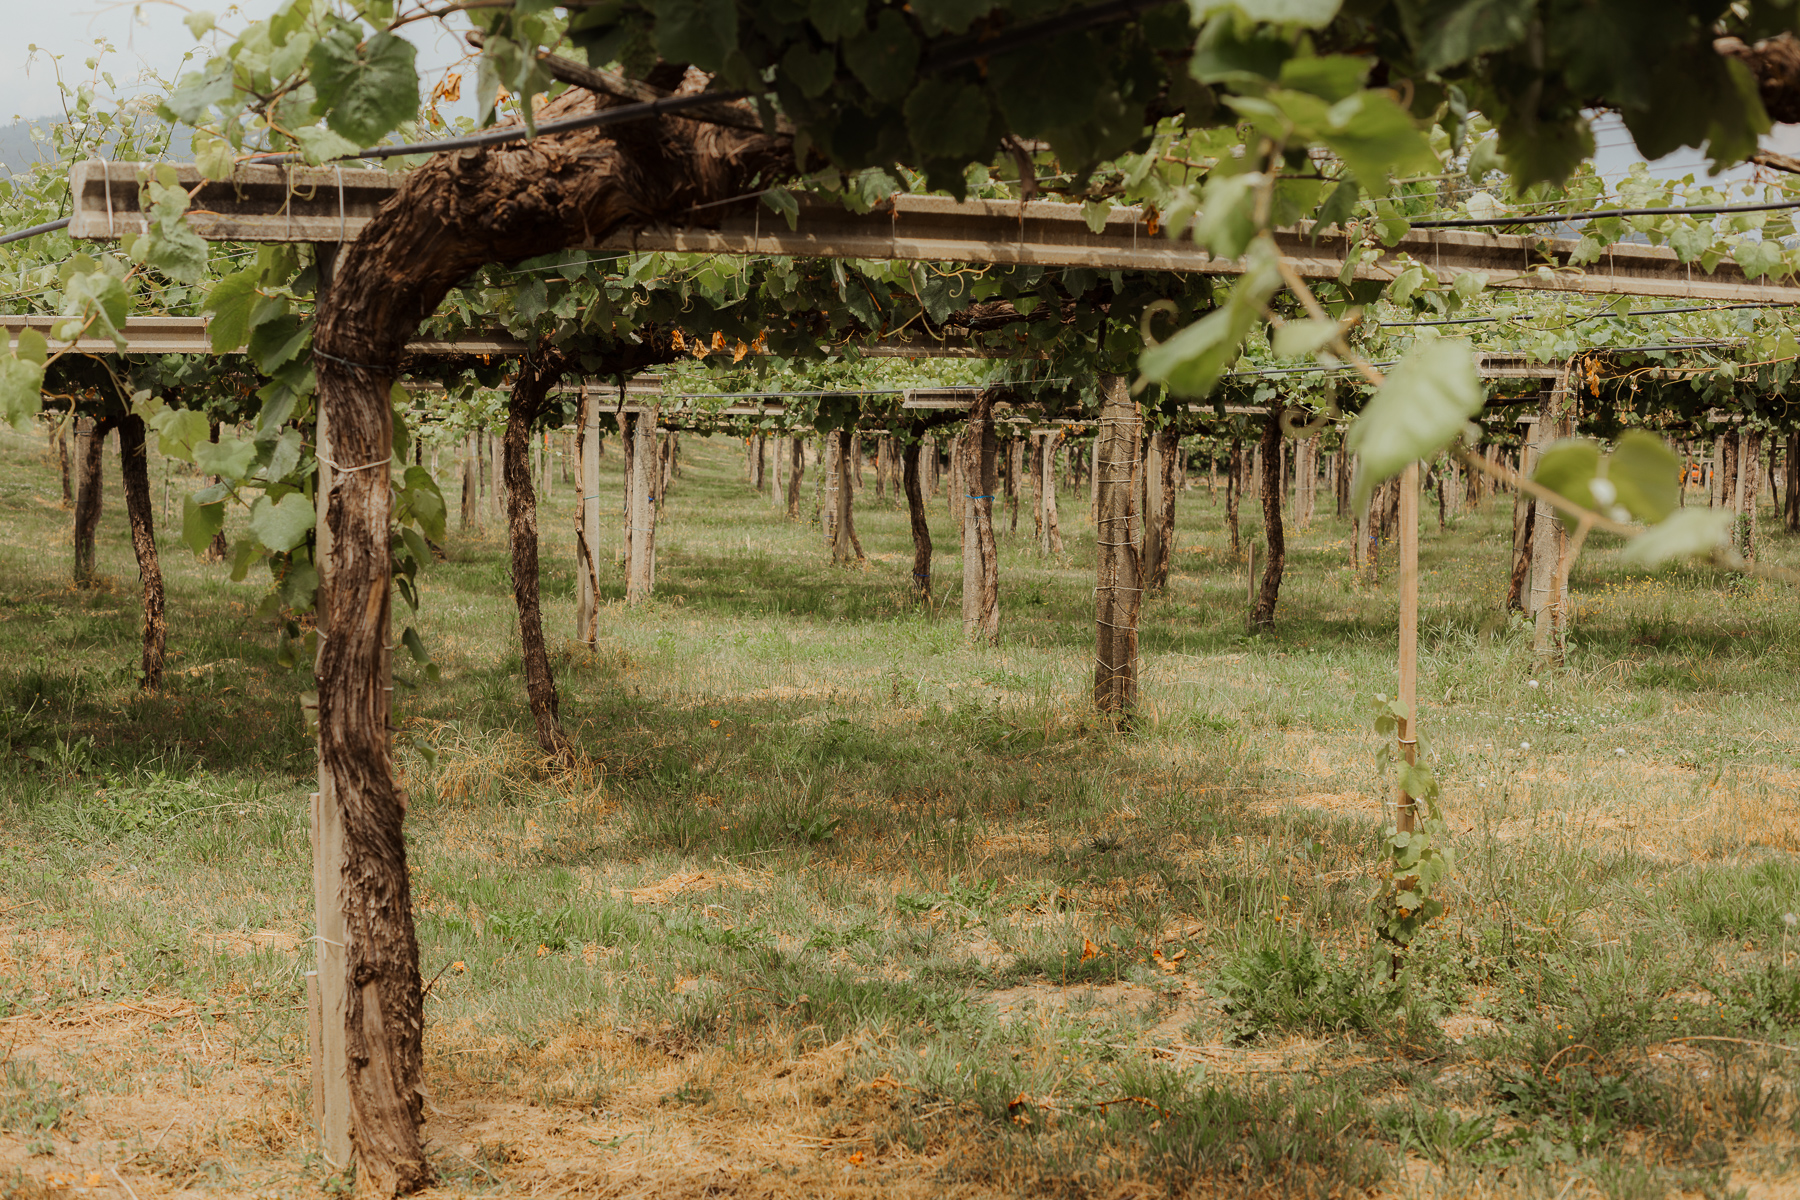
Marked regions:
[307,251,353,1167]
[1396,459,1420,835]
[576,388,601,645]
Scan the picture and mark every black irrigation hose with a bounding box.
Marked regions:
[244,88,753,167]
[1381,302,1800,328]
[0,216,71,247]
[1410,198,1800,228]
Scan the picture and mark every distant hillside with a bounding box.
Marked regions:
[0,118,194,179]
[0,119,53,176]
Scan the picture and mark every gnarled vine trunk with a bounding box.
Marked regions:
[902,422,931,598]
[785,435,805,519]
[504,352,574,758]
[55,421,72,507]
[1249,403,1285,631]
[831,427,864,565]
[73,417,110,586]
[117,415,165,689]
[309,76,793,1194]
[1145,427,1177,593]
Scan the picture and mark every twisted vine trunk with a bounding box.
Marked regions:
[73,417,110,586]
[117,415,165,690]
[55,421,72,507]
[1249,403,1285,631]
[504,353,574,758]
[785,435,805,518]
[831,427,863,564]
[902,422,931,598]
[1785,428,1799,533]
[1145,427,1177,593]
[309,77,792,1194]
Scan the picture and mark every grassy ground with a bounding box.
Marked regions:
[2,419,1799,1199]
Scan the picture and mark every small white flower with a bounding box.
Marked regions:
[1785,913,1797,928]
[1614,748,1626,757]
[1520,741,1531,750]
[1528,679,1540,689]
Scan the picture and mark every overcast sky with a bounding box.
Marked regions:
[2,2,474,123]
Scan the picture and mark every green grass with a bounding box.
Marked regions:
[1,422,1799,1197]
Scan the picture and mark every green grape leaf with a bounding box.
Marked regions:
[1345,339,1482,508]
[248,492,316,553]
[184,10,216,38]
[1619,508,1733,568]
[309,25,419,147]
[904,78,991,162]
[204,270,262,354]
[1531,439,1601,527]
[401,625,432,665]
[910,0,993,35]
[160,60,236,126]
[1307,88,1439,195]
[1312,178,1360,234]
[280,560,320,610]
[1270,317,1338,358]
[59,270,131,349]
[0,356,45,430]
[398,465,447,544]
[192,128,237,181]
[761,186,800,232]
[844,9,920,103]
[182,493,226,556]
[1668,224,1711,263]
[1732,238,1785,281]
[1607,431,1679,524]
[1138,245,1280,396]
[809,0,865,43]
[292,123,361,166]
[1395,0,1530,72]
[780,42,837,99]
[400,526,432,576]
[195,433,257,480]
[1194,0,1341,27]
[13,328,47,366]
[154,409,212,462]
[652,0,739,69]
[1497,115,1594,188]
[1189,170,1262,260]
[1277,54,1370,102]
[259,428,306,482]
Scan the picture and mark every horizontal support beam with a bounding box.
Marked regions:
[0,316,992,360]
[67,163,1800,304]
[68,161,401,243]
